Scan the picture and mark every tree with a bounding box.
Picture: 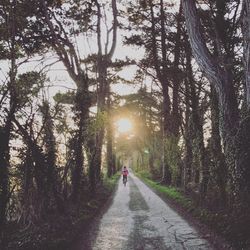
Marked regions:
[243,0,250,108]
[114,86,162,176]
[182,0,250,210]
[38,0,92,200]
[89,0,118,187]
[182,34,208,198]
[124,0,183,184]
[0,0,25,229]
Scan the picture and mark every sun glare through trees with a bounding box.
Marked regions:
[115,118,133,134]
[1,0,250,249]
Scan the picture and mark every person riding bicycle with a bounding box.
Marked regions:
[122,166,129,184]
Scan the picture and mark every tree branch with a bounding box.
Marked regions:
[182,0,224,94]
[107,0,118,58]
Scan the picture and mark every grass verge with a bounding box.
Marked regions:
[103,172,121,191]
[137,171,193,210]
[135,170,235,250]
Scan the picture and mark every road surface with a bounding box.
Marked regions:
[79,171,213,250]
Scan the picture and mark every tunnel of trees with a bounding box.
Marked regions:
[0,0,250,249]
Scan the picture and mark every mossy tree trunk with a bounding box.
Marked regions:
[182,0,250,209]
[40,101,65,213]
[40,0,92,201]
[234,0,250,210]
[106,88,114,177]
[71,81,90,201]
[183,34,208,199]
[150,1,182,185]
[0,1,18,229]
[209,85,227,205]
[91,0,118,185]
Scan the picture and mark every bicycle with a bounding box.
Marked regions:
[123,176,127,186]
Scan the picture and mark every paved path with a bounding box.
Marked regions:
[82,172,213,250]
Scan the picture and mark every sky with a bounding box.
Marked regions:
[45,1,145,98]
[0,1,145,100]
[0,0,181,102]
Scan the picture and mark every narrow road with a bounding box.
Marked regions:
[80,172,213,250]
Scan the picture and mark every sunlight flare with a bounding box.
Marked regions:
[116,118,133,133]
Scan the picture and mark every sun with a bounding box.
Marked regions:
[116,118,133,133]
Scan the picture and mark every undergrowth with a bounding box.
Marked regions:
[103,172,121,191]
[3,173,120,250]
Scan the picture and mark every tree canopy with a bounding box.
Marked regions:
[0,0,250,249]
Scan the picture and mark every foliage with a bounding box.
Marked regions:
[4,175,120,249]
[0,0,249,248]
[53,91,76,105]
[103,172,121,191]
[136,170,192,208]
[164,136,182,185]
[88,111,108,136]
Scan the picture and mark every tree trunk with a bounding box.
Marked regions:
[94,0,118,182]
[183,76,193,190]
[95,59,108,182]
[183,122,193,190]
[184,34,208,199]
[182,0,240,204]
[171,2,182,137]
[14,118,49,213]
[41,102,65,213]
[0,4,17,227]
[71,82,90,200]
[40,0,91,201]
[210,85,227,204]
[190,77,207,200]
[87,135,97,193]
[234,0,250,209]
[243,0,250,107]
[106,89,114,177]
[162,86,172,185]
[151,0,182,185]
[0,127,10,228]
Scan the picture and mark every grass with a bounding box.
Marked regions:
[136,170,250,249]
[136,171,226,222]
[136,171,193,209]
[103,172,121,191]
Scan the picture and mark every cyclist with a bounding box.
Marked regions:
[122,166,129,186]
